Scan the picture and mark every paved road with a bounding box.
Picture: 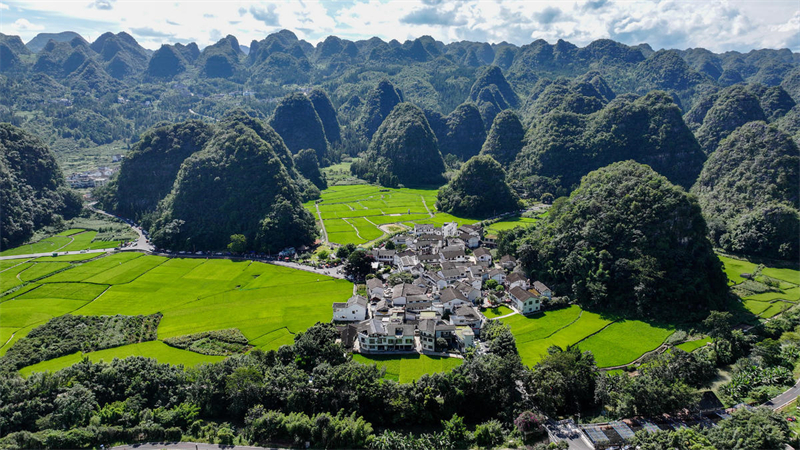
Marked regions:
[88,203,154,252]
[0,206,153,261]
[764,379,800,410]
[268,260,346,280]
[110,442,284,450]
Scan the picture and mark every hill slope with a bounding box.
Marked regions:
[0,124,82,249]
[508,160,727,320]
[693,121,799,260]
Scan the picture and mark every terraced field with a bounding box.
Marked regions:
[718,255,800,318]
[0,229,120,256]
[500,305,674,368]
[305,185,478,245]
[0,253,353,376]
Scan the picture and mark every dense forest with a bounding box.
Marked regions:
[2,28,798,258]
[498,161,729,320]
[0,123,82,249]
[97,110,318,252]
[2,313,799,449]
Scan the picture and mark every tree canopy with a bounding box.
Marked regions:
[0,123,82,249]
[436,155,520,218]
[692,121,799,260]
[507,160,728,320]
[352,102,445,187]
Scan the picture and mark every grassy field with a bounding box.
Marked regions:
[0,262,34,291]
[485,216,539,234]
[352,353,463,383]
[501,305,673,368]
[307,185,480,246]
[718,255,760,286]
[0,229,120,257]
[676,337,712,352]
[19,341,225,377]
[577,320,674,367]
[0,253,354,376]
[482,305,513,319]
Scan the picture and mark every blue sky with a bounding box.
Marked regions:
[2,0,798,52]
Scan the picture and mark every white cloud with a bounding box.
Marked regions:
[0,2,9,10]
[1,0,797,52]
[9,18,44,31]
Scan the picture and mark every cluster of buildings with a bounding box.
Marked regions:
[67,166,116,189]
[333,222,552,357]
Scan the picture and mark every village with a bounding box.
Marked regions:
[332,222,553,358]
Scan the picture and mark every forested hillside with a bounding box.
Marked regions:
[499,161,728,320]
[0,124,82,249]
[1,28,798,260]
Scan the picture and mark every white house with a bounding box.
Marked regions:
[500,255,517,270]
[356,319,416,353]
[454,281,481,303]
[392,283,426,306]
[508,286,541,315]
[442,222,459,237]
[473,247,492,263]
[372,249,396,264]
[392,233,414,246]
[440,246,467,263]
[450,305,483,335]
[533,281,553,299]
[467,265,488,281]
[419,319,457,352]
[440,287,470,312]
[397,255,419,272]
[488,268,506,283]
[366,278,385,300]
[414,224,436,236]
[332,295,369,322]
[506,272,529,291]
[455,326,475,350]
[459,232,481,248]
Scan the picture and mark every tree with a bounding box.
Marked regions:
[387,271,414,286]
[384,240,396,250]
[473,419,505,448]
[436,155,521,218]
[481,320,518,358]
[228,234,247,253]
[336,243,356,259]
[704,310,733,350]
[292,322,348,371]
[344,249,374,281]
[441,414,470,449]
[513,161,728,320]
[484,279,499,290]
[528,346,598,415]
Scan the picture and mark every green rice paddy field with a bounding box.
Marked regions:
[305,185,538,246]
[0,229,120,257]
[352,353,463,383]
[0,253,353,375]
[718,255,800,318]
[497,305,668,368]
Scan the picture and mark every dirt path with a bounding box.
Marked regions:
[315,203,329,244]
[0,332,15,351]
[342,218,364,240]
[420,195,434,217]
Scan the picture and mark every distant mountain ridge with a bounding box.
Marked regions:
[25,31,85,53]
